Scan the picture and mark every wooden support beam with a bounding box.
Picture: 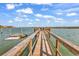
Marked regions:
[56,39,61,56]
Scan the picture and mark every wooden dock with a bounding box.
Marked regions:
[32,30,52,56]
[2,27,79,56]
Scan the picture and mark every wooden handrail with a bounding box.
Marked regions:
[2,30,40,56]
[50,32,79,56]
[46,30,79,56]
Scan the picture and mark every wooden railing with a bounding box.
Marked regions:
[48,31,79,56]
[2,30,40,56]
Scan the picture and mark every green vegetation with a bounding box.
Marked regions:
[0,25,14,28]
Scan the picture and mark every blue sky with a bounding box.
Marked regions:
[0,3,79,27]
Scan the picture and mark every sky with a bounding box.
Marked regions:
[0,3,79,27]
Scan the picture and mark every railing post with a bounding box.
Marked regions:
[56,39,61,56]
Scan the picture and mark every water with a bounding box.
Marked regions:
[0,27,34,55]
[52,28,79,46]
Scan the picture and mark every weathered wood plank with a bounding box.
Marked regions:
[32,31,42,56]
[28,39,32,56]
[41,32,47,56]
[42,31,52,56]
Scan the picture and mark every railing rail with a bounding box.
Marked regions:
[50,32,79,56]
[2,30,40,56]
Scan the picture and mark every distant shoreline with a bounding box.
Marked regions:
[34,27,79,29]
[1,25,79,29]
[51,27,79,29]
[0,25,14,28]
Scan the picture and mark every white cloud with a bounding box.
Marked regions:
[54,18,64,23]
[35,14,53,19]
[54,7,79,16]
[32,3,52,5]
[16,8,33,14]
[35,14,43,17]
[14,17,23,22]
[65,8,79,12]
[56,12,63,15]
[15,19,23,22]
[43,15,53,18]
[8,20,13,23]
[47,20,51,23]
[35,19,40,21]
[56,18,63,21]
[66,13,77,16]
[35,13,65,23]
[23,15,27,17]
[28,22,32,25]
[6,4,15,10]
[6,3,23,10]
[55,7,79,13]
[25,19,29,21]
[74,19,79,23]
